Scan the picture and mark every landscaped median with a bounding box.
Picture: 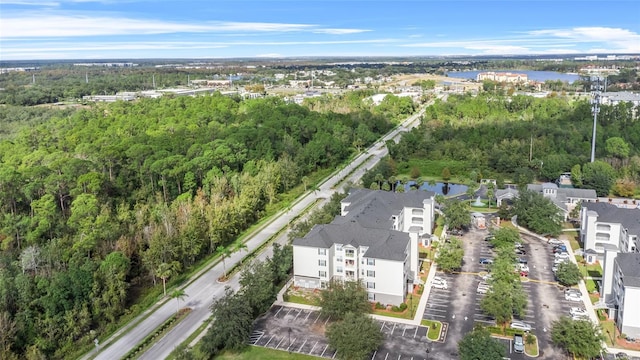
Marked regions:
[487,326,539,357]
[122,308,192,360]
[420,319,443,341]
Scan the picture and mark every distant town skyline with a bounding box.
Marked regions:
[1,0,639,60]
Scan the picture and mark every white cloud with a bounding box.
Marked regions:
[255,53,283,58]
[0,14,316,38]
[313,28,370,35]
[1,0,59,5]
[527,27,640,52]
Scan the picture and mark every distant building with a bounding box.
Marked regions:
[494,182,597,218]
[477,72,528,83]
[611,253,640,338]
[600,92,640,107]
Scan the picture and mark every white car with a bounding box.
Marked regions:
[518,264,530,272]
[481,273,492,281]
[433,276,447,284]
[554,257,570,265]
[555,252,571,260]
[432,281,448,290]
[548,238,564,245]
[477,286,490,294]
[565,293,582,302]
[510,321,532,332]
[572,314,590,321]
[570,307,588,317]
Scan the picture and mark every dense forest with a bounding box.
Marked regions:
[380,94,640,196]
[0,94,396,359]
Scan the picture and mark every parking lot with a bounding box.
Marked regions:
[420,225,599,359]
[252,305,434,359]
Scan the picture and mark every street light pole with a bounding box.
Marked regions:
[288,327,292,354]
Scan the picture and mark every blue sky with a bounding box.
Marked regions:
[1,0,639,60]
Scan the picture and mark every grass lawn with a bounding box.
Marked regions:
[372,292,422,320]
[589,293,600,305]
[216,346,317,360]
[579,262,603,278]
[563,230,581,251]
[600,320,616,346]
[420,320,442,341]
[585,278,598,293]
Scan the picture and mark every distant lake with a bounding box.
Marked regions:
[446,70,581,83]
[403,181,468,196]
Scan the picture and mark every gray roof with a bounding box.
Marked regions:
[582,201,640,236]
[495,188,519,198]
[526,183,596,200]
[293,220,409,261]
[602,92,640,102]
[615,253,640,288]
[336,189,434,230]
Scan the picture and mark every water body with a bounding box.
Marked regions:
[403,181,468,196]
[446,70,581,83]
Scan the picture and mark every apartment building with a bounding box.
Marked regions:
[581,202,640,337]
[495,182,596,219]
[292,189,435,306]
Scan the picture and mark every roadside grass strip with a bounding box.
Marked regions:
[420,320,443,341]
[122,308,192,360]
[525,334,539,357]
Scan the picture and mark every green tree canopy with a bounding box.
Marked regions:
[326,312,383,360]
[512,190,562,235]
[436,237,464,273]
[582,161,616,196]
[555,262,582,286]
[551,316,605,358]
[319,280,371,321]
[458,325,506,360]
[442,199,471,230]
[605,137,630,159]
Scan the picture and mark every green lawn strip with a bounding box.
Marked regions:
[420,320,442,341]
[372,293,422,320]
[589,293,600,305]
[524,334,539,357]
[166,319,212,360]
[469,205,498,213]
[600,320,616,346]
[122,309,192,360]
[215,345,318,359]
[486,326,527,337]
[563,230,581,250]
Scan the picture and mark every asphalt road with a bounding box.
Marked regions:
[86,101,431,360]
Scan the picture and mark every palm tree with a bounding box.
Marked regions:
[156,261,180,296]
[170,289,188,314]
[216,245,232,279]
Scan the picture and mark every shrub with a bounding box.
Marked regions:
[391,305,401,312]
[375,302,385,310]
[399,303,408,311]
[526,334,535,345]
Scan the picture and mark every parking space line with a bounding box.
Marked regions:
[371,350,377,360]
[294,309,302,321]
[297,339,307,352]
[333,350,337,359]
[286,338,296,351]
[305,311,312,321]
[391,323,396,335]
[314,312,322,323]
[321,344,329,357]
[275,307,284,317]
[264,334,275,347]
[414,326,419,338]
[426,308,447,313]
[380,321,385,331]
[286,308,293,316]
[423,314,445,319]
[310,341,318,354]
[276,337,285,349]
[324,316,331,326]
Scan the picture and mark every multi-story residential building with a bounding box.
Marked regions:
[292,189,435,306]
[611,253,640,338]
[476,71,528,83]
[581,202,640,337]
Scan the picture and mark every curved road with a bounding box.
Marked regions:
[87,99,434,360]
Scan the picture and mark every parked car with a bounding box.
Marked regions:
[517,257,528,264]
[510,321,532,332]
[548,238,564,245]
[555,252,571,260]
[514,334,525,353]
[554,257,570,265]
[479,258,494,265]
[484,235,495,241]
[551,265,558,273]
[570,307,588,317]
[515,248,527,255]
[572,314,590,321]
[518,264,530,272]
[433,276,447,284]
[519,270,529,277]
[553,246,568,254]
[565,292,582,302]
[432,281,448,290]
[477,286,489,294]
[481,273,492,281]
[514,242,524,249]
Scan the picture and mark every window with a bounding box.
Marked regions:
[319,271,327,278]
[336,266,343,273]
[318,260,326,266]
[336,257,343,262]
[318,248,327,255]
[336,244,343,251]
[367,258,375,266]
[367,270,376,277]
[367,293,375,301]
[366,282,375,289]
[345,249,355,257]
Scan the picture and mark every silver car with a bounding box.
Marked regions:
[510,321,532,332]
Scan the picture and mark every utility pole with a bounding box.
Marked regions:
[590,76,603,163]
[86,72,89,84]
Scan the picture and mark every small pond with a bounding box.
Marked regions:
[403,181,468,196]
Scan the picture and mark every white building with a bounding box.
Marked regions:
[292,189,435,306]
[494,182,597,218]
[581,202,640,337]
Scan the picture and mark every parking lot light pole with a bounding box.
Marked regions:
[425,345,431,360]
[288,327,292,353]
